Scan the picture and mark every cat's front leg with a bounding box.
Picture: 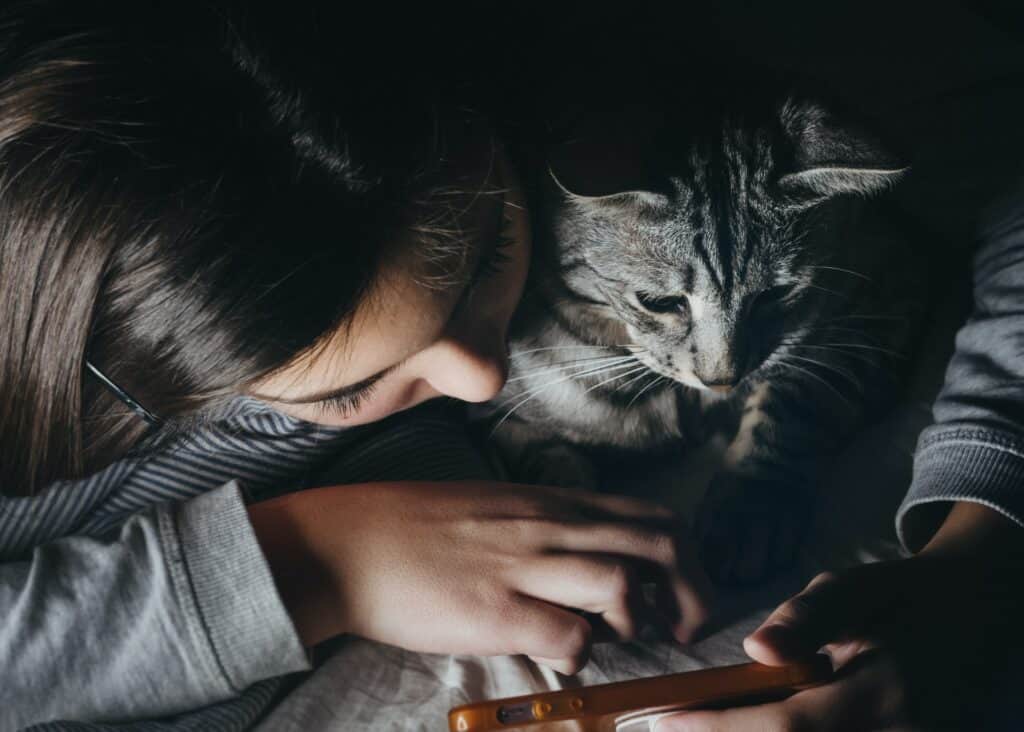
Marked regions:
[696,382,836,585]
[698,472,814,585]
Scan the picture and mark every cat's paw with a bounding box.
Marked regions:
[696,474,815,585]
[519,443,599,490]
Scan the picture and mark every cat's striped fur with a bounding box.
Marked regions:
[482,90,929,582]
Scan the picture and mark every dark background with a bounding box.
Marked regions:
[470,1,1024,250]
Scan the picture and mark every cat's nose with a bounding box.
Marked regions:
[693,348,742,392]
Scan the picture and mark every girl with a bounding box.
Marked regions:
[0,3,712,729]
[5,3,1023,731]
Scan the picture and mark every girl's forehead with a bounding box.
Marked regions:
[250,257,447,403]
[255,183,505,402]
[254,128,507,403]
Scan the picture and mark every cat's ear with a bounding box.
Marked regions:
[548,166,668,212]
[778,98,908,199]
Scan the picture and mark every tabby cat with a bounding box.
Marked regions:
[481,89,928,583]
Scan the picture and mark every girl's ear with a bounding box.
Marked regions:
[777,97,908,199]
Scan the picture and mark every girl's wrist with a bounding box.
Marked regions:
[248,488,351,647]
[919,500,1024,563]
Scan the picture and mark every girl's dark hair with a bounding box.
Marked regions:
[0,1,483,495]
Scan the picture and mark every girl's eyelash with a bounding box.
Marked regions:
[315,380,378,418]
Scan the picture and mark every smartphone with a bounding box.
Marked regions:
[448,657,832,732]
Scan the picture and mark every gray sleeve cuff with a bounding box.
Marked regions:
[897,426,1024,552]
[165,481,311,693]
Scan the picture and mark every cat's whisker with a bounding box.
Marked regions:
[816,342,904,358]
[523,358,640,393]
[497,359,643,410]
[771,357,853,407]
[491,359,642,434]
[541,353,644,365]
[802,324,889,345]
[818,314,908,323]
[616,368,656,393]
[506,355,639,383]
[777,343,880,366]
[627,374,668,408]
[779,336,872,348]
[582,365,649,395]
[808,265,872,282]
[803,283,849,300]
[798,321,903,349]
[779,339,885,356]
[777,353,864,392]
[509,344,644,358]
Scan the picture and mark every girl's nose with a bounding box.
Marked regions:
[421,328,508,403]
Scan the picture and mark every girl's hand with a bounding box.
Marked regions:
[250,480,714,674]
[655,502,1024,731]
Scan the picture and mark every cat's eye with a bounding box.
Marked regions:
[635,291,688,314]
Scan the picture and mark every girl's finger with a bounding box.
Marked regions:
[504,594,593,674]
[511,554,649,641]
[527,654,583,676]
[655,651,904,732]
[565,488,678,522]
[546,521,715,641]
[785,651,907,730]
[743,568,886,665]
[824,638,881,669]
[654,697,806,732]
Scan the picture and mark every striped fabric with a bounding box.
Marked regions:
[3,397,491,731]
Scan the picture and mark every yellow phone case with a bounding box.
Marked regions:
[449,658,833,732]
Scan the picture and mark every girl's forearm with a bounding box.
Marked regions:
[248,486,352,647]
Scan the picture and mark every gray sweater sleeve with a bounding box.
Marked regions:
[1,481,310,729]
[897,183,1024,551]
